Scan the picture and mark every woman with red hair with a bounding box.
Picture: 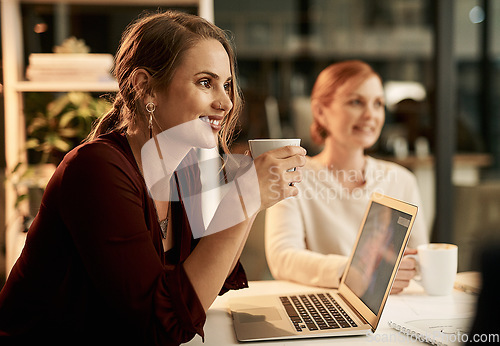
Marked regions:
[265,60,428,293]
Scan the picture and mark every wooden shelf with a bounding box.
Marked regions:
[17,0,198,5]
[15,80,119,92]
[377,153,494,170]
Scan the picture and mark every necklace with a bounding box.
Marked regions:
[159,218,168,239]
[125,131,170,240]
[157,200,171,240]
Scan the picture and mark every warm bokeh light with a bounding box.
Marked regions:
[33,23,48,34]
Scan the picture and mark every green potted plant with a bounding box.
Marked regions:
[9,91,111,223]
[25,91,110,164]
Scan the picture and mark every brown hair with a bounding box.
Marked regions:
[86,10,242,154]
[310,60,381,145]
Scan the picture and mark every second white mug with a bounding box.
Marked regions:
[416,243,458,296]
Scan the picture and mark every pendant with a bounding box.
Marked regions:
[159,218,168,239]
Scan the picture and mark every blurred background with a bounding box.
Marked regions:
[1,0,499,285]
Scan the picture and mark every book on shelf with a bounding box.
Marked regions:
[26,53,114,83]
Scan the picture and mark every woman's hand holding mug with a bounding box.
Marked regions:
[248,139,306,211]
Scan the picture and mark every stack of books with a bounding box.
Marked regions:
[26,53,115,82]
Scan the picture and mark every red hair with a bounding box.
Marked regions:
[310,60,381,145]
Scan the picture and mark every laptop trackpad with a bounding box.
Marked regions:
[235,307,282,323]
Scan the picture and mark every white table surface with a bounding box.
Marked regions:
[183,278,478,345]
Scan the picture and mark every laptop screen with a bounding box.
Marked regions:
[343,201,413,314]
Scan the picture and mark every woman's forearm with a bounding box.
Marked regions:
[182,216,254,311]
[228,212,257,276]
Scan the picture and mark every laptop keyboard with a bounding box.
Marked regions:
[280,293,358,332]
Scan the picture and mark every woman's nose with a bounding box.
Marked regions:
[213,93,233,112]
[362,106,374,119]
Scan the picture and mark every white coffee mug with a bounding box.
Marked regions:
[416,243,458,296]
[248,139,301,158]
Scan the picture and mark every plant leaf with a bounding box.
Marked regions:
[59,110,78,128]
[25,138,41,149]
[58,128,80,138]
[51,137,72,152]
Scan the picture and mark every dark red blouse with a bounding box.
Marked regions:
[0,131,248,344]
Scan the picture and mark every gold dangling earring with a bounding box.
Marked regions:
[146,102,156,139]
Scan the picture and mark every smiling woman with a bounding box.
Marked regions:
[141,38,232,137]
[86,11,242,155]
[0,10,307,345]
[265,60,429,293]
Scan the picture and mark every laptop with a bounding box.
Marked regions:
[229,193,418,342]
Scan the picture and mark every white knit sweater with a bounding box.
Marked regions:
[265,156,429,288]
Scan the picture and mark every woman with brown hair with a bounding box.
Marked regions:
[0,11,306,344]
[265,60,428,294]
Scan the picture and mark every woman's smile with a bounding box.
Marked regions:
[353,123,377,135]
[200,115,223,131]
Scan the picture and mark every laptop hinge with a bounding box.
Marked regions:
[338,292,371,330]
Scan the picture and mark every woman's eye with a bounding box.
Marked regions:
[349,99,362,106]
[199,79,211,88]
[224,82,232,93]
[374,100,385,108]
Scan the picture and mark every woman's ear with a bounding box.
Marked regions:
[132,68,155,104]
[311,100,328,128]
